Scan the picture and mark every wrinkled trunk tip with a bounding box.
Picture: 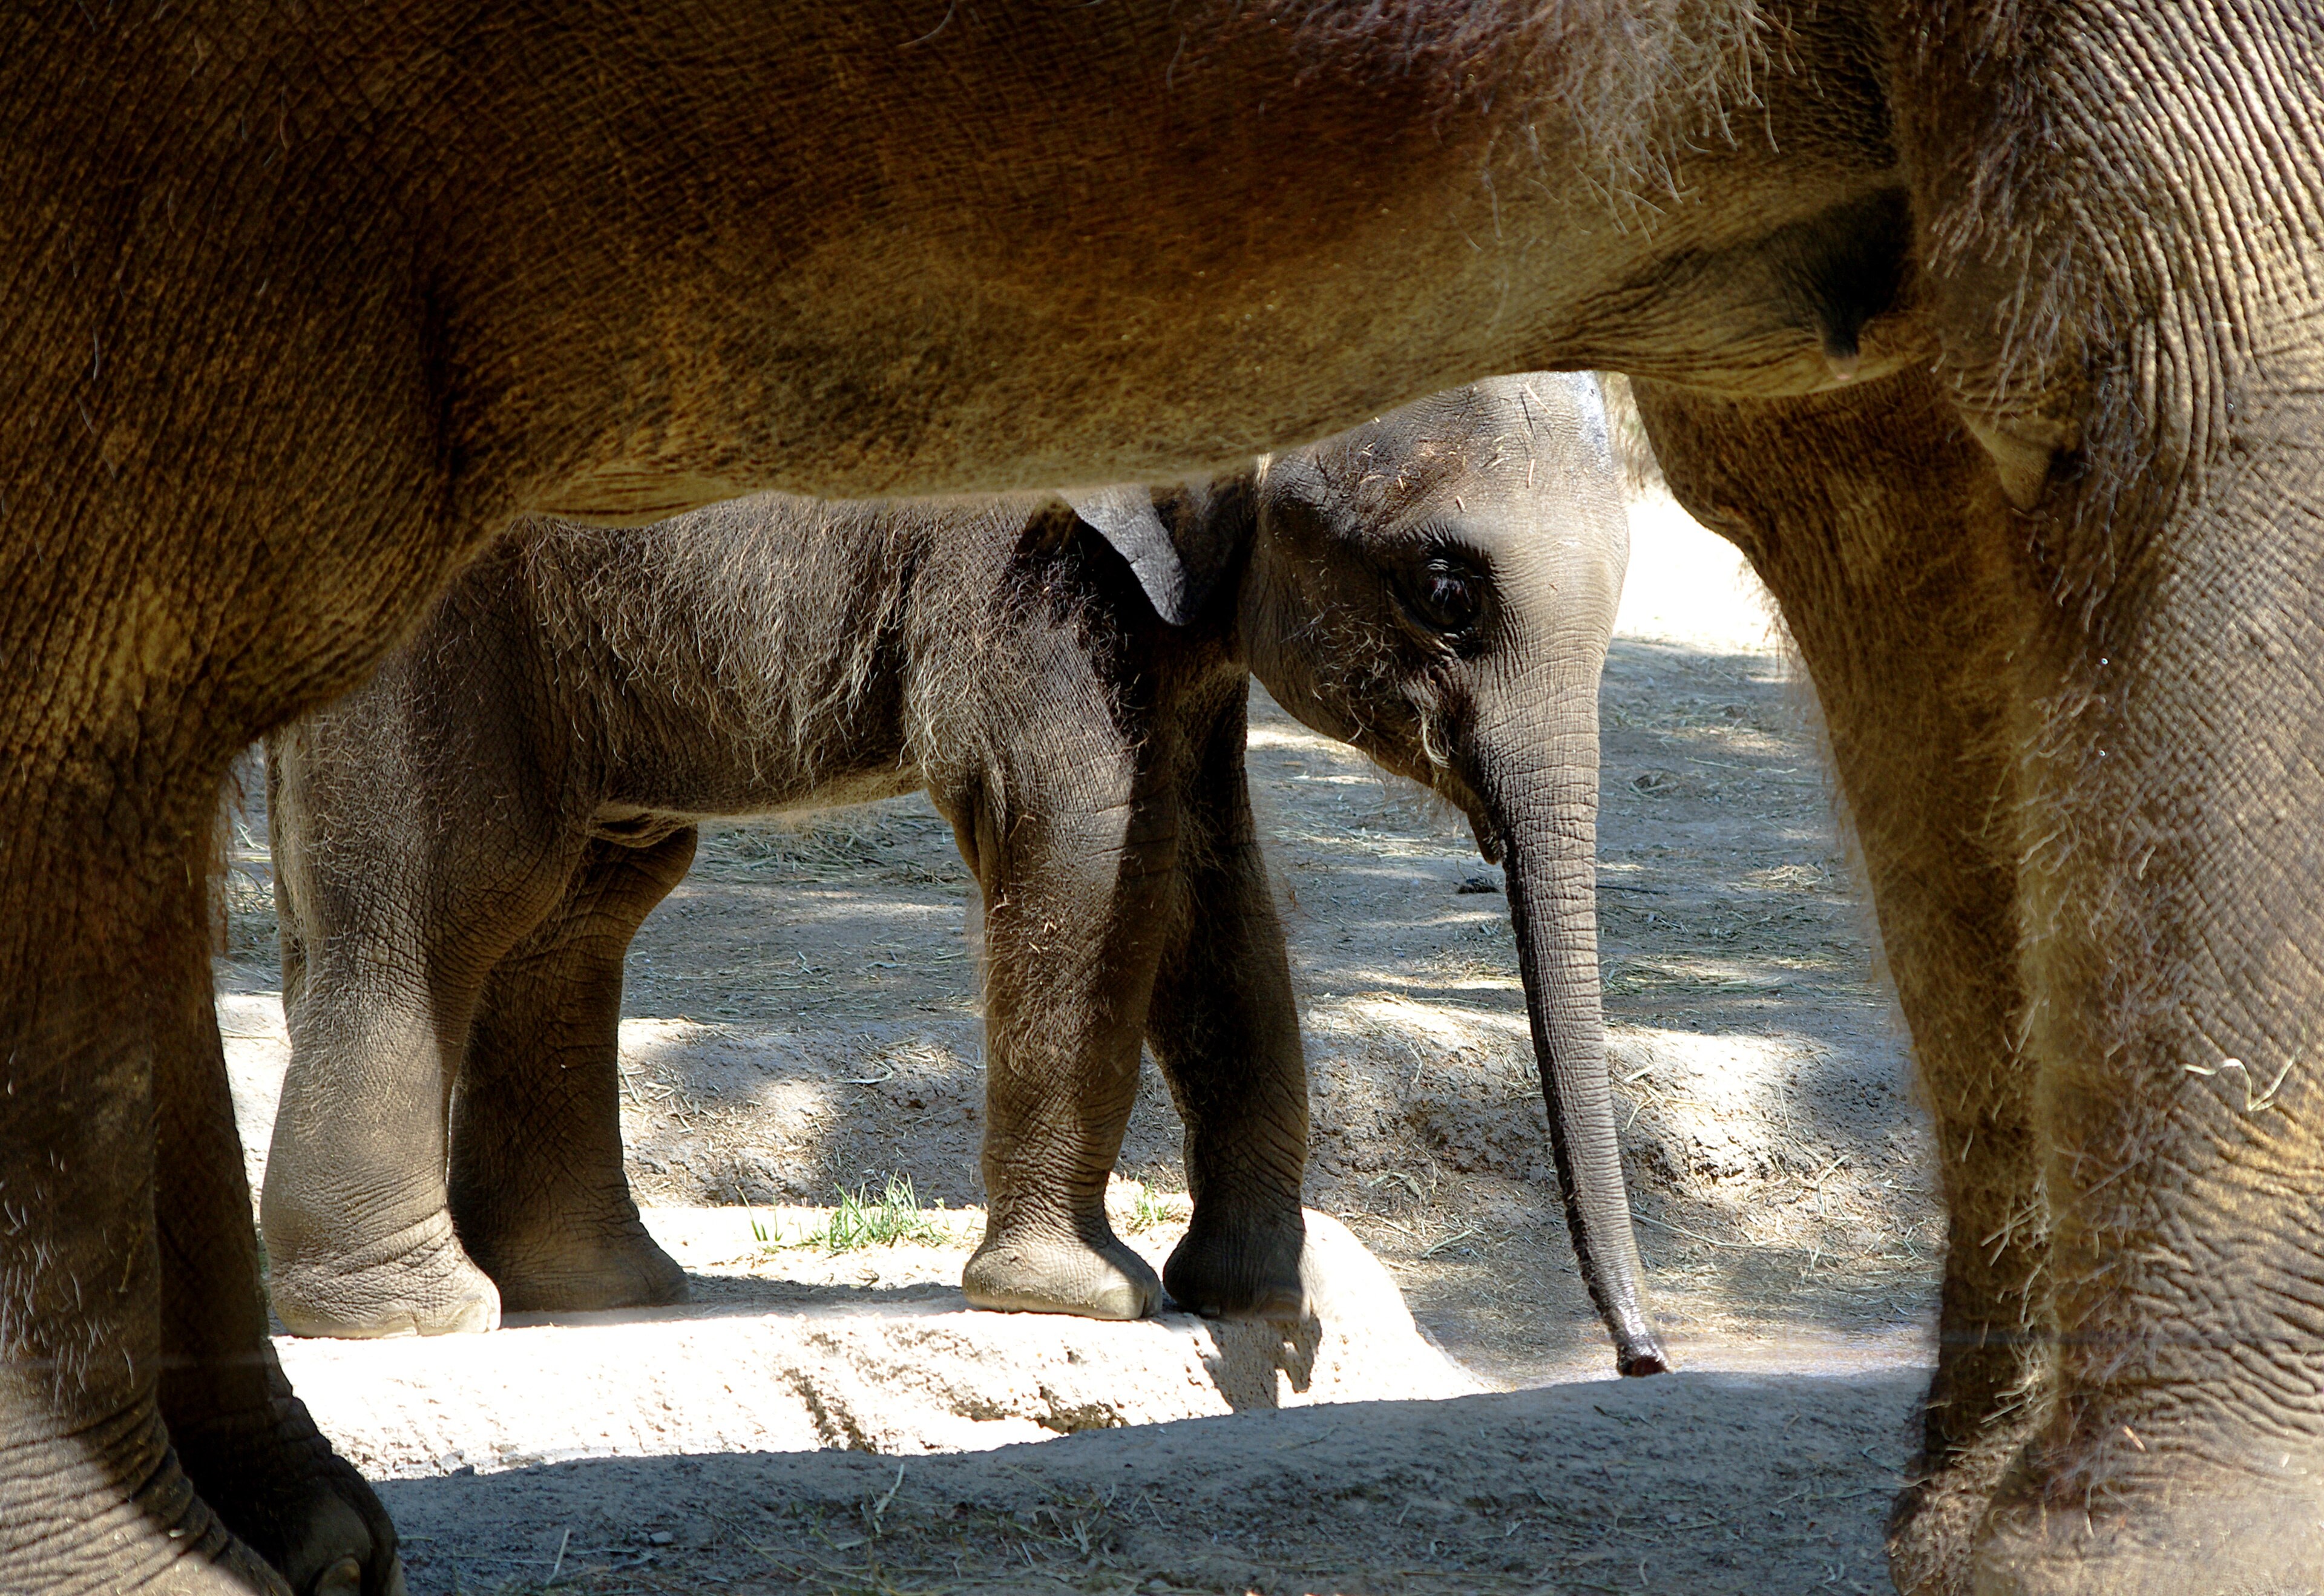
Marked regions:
[1616,1333,1670,1377]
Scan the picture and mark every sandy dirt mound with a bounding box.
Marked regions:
[278,1209,1481,1477]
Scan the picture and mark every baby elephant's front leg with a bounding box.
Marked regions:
[1144,760,1307,1322]
[959,793,1175,1321]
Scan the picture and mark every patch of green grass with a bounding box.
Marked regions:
[771,1176,956,1255]
[1119,1182,1167,1235]
[1108,1181,1193,1236]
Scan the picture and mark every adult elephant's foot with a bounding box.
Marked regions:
[171,1368,406,1596]
[1969,1429,2324,1595]
[464,1210,688,1315]
[8,1403,303,1596]
[962,1220,1160,1319]
[1161,1204,1305,1322]
[266,1208,500,1338]
[1888,1433,2028,1596]
[1887,1394,2044,1595]
[34,1501,287,1595]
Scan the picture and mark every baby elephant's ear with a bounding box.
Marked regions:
[1066,476,1253,626]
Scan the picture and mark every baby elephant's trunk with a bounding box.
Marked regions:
[1490,742,1669,1377]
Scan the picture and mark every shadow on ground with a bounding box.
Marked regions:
[380,1368,1921,1596]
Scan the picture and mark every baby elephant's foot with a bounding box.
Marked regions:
[962,1223,1161,1319]
[267,1210,500,1338]
[473,1213,689,1315]
[1162,1208,1306,1322]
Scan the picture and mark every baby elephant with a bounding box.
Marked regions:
[262,373,1664,1373]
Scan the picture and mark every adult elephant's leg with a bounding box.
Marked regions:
[263,721,577,1338]
[1638,373,2042,1596]
[1960,389,2324,1590]
[447,831,694,1313]
[154,872,401,1596]
[944,764,1176,1321]
[1891,9,2324,1583]
[1143,692,1308,1321]
[0,821,294,1595]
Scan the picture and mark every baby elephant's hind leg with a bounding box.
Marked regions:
[447,831,695,1313]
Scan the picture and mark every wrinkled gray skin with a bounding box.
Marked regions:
[261,375,1662,1375]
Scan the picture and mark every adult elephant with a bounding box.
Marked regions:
[2,5,2314,1596]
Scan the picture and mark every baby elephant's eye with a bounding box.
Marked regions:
[1408,556,1485,634]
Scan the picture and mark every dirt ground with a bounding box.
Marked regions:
[216,490,1942,1595]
